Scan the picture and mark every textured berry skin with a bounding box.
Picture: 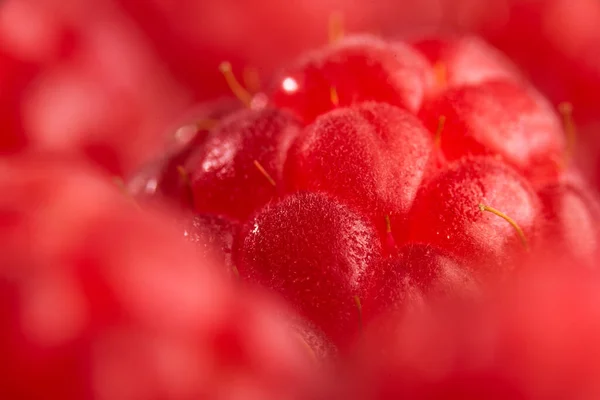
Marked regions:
[412,35,524,91]
[537,180,600,266]
[271,35,433,123]
[284,101,432,239]
[235,191,382,348]
[184,107,302,221]
[183,213,238,278]
[0,155,322,400]
[418,79,566,184]
[408,156,541,274]
[360,243,476,323]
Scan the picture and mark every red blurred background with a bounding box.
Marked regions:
[1,0,599,179]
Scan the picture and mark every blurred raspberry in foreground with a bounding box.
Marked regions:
[0,154,326,399]
[347,265,600,399]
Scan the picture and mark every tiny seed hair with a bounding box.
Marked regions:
[434,115,446,149]
[112,177,141,209]
[328,11,344,43]
[196,118,218,131]
[478,203,529,251]
[558,101,576,167]
[243,67,262,94]
[176,165,195,206]
[384,215,392,233]
[219,62,253,107]
[330,86,340,107]
[253,160,277,187]
[354,295,363,334]
[433,61,447,88]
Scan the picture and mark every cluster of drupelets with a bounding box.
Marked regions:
[132,30,599,350]
[3,27,600,399]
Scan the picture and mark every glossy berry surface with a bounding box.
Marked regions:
[184,107,302,220]
[412,35,524,91]
[418,79,566,184]
[360,243,476,323]
[284,101,432,237]
[408,156,541,274]
[271,35,433,123]
[235,191,382,348]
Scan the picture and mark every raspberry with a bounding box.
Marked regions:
[5,15,600,396]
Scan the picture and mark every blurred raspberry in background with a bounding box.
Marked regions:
[1,0,599,177]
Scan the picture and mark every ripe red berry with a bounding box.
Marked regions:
[284,101,433,242]
[183,213,238,278]
[537,179,600,266]
[407,156,541,274]
[271,35,433,123]
[411,35,524,92]
[183,107,302,221]
[235,191,382,348]
[418,79,566,184]
[360,243,476,323]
